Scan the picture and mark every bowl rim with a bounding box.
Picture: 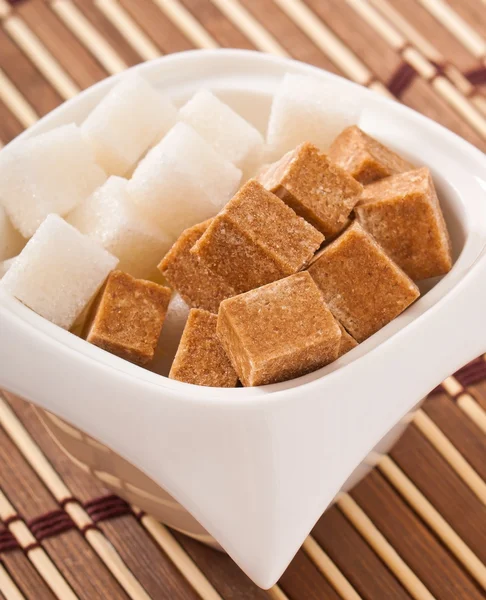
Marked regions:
[1,47,486,404]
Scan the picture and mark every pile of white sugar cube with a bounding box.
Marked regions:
[0,71,357,372]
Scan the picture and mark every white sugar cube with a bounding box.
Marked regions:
[0,206,24,261]
[82,72,177,176]
[0,124,106,238]
[128,123,241,238]
[2,215,118,329]
[150,293,190,376]
[68,176,172,279]
[0,256,16,279]
[178,90,264,171]
[266,73,360,158]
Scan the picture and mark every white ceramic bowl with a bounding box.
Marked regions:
[1,50,486,589]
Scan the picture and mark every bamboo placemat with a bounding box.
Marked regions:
[1,1,486,598]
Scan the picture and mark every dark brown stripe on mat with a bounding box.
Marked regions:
[0,529,19,552]
[2,516,21,527]
[0,494,134,555]
[83,494,132,522]
[454,358,486,388]
[59,497,80,510]
[387,61,418,97]
[465,67,486,86]
[28,510,75,541]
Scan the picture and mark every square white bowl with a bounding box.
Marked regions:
[0,50,485,588]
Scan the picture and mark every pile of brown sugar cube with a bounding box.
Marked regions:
[85,124,451,388]
[0,73,452,388]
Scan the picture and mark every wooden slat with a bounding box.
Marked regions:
[301,536,362,600]
[313,506,412,599]
[0,427,65,516]
[0,69,38,129]
[2,14,79,100]
[278,550,342,600]
[272,0,389,95]
[0,398,155,600]
[209,0,287,55]
[384,0,479,73]
[150,0,217,50]
[133,516,224,600]
[0,552,55,600]
[367,0,486,112]
[337,494,435,600]
[95,0,162,61]
[351,470,485,599]
[400,76,486,151]
[41,535,130,600]
[0,29,61,116]
[345,0,486,133]
[177,0,250,49]
[423,394,486,482]
[117,0,194,53]
[444,0,486,41]
[17,0,107,89]
[457,395,486,435]
[0,427,130,600]
[415,0,486,60]
[471,380,486,413]
[240,0,340,73]
[100,518,201,600]
[68,0,142,67]
[0,488,79,600]
[3,398,212,600]
[305,0,401,82]
[414,409,486,505]
[392,423,486,563]
[51,0,128,73]
[0,99,23,144]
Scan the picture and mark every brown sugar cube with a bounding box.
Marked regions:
[169,309,238,387]
[85,270,171,365]
[158,220,236,313]
[308,222,420,342]
[258,142,363,236]
[355,167,452,281]
[337,323,358,357]
[217,272,341,387]
[192,180,324,295]
[329,126,414,185]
